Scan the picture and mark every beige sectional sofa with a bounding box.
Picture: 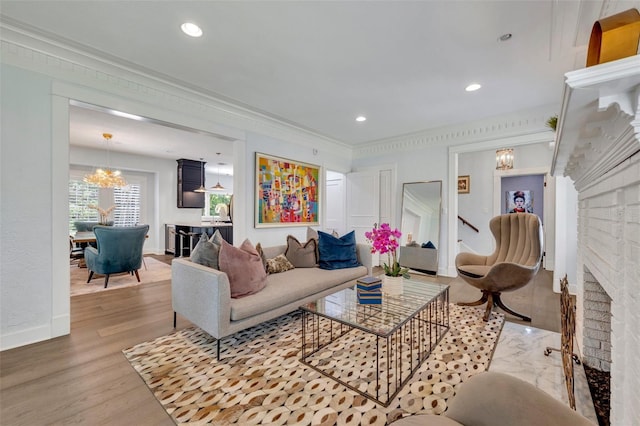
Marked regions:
[171,243,372,357]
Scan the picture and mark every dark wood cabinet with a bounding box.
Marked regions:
[177,159,205,208]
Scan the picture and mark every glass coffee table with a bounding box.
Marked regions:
[299,277,449,406]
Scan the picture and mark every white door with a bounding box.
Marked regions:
[325,170,346,234]
[346,170,380,242]
[347,170,380,266]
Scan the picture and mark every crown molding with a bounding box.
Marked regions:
[353,104,559,159]
[0,22,352,156]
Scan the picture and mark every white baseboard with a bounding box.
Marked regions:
[0,324,55,352]
[51,314,71,337]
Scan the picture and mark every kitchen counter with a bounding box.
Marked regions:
[166,223,233,256]
[172,222,232,227]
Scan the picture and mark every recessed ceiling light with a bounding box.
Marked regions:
[465,83,482,92]
[498,33,513,42]
[355,116,367,122]
[181,22,203,38]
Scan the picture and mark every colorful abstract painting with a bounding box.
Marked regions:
[255,153,320,227]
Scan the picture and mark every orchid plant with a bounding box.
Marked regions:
[364,223,409,277]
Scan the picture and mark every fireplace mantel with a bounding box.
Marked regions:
[551,55,640,191]
[551,54,640,425]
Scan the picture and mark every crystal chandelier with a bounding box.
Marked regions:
[496,148,514,170]
[84,133,127,188]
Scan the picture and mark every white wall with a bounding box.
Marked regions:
[1,65,58,349]
[554,176,578,292]
[458,149,496,253]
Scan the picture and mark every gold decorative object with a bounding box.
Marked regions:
[544,275,580,410]
[194,157,207,193]
[83,133,127,188]
[495,148,514,170]
[88,204,115,225]
[587,8,640,67]
[210,152,225,191]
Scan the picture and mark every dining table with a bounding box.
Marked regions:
[72,231,97,244]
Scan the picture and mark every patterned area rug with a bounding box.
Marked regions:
[70,256,171,296]
[123,304,504,425]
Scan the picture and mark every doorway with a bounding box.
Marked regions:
[52,87,244,334]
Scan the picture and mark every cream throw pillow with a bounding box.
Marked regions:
[266,254,295,274]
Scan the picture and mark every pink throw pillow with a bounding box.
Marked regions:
[218,239,267,298]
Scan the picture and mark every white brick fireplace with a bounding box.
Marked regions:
[552,55,640,425]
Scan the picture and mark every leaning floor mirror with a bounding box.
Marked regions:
[399,181,442,275]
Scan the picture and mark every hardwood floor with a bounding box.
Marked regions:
[1,280,179,425]
[0,265,559,425]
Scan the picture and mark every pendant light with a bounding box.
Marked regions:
[211,152,225,191]
[83,133,127,188]
[194,157,207,193]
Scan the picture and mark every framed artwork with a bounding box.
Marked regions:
[457,175,470,194]
[506,190,533,214]
[255,153,320,228]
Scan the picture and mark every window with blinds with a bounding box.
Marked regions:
[68,180,142,230]
[69,180,99,231]
[113,184,141,226]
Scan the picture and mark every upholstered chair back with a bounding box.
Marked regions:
[88,225,149,274]
[486,213,543,267]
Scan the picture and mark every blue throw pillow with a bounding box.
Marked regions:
[421,241,436,249]
[318,230,360,270]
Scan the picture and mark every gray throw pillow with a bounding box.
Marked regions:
[190,230,222,269]
[285,235,318,268]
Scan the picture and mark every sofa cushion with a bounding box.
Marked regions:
[306,227,338,241]
[190,230,222,269]
[255,242,267,272]
[266,254,295,274]
[422,240,436,249]
[284,235,317,268]
[318,230,360,270]
[229,265,367,321]
[457,264,491,279]
[219,239,267,298]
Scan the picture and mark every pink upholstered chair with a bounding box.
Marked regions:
[455,213,543,322]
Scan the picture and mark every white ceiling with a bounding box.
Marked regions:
[2,1,639,163]
[68,102,236,175]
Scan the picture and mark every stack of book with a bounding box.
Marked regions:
[356,276,382,304]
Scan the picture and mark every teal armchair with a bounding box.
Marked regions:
[85,225,149,288]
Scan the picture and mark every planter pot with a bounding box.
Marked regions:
[382,275,404,295]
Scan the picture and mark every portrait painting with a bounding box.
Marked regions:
[506,190,533,213]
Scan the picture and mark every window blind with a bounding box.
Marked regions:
[113,184,141,226]
[69,180,99,231]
